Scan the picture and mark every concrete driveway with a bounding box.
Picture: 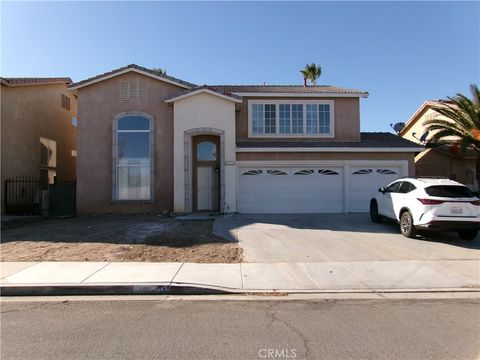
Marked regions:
[214,214,480,263]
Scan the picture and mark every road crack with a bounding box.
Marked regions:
[264,301,312,360]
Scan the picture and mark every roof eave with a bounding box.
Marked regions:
[1,79,72,87]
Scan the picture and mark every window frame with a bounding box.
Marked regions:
[385,181,402,193]
[112,112,155,202]
[61,94,71,110]
[398,181,416,194]
[248,99,334,138]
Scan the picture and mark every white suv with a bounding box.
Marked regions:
[370,177,480,240]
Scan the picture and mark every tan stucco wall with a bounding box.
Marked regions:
[1,83,77,213]
[173,92,237,213]
[415,148,476,188]
[236,152,416,176]
[402,108,444,143]
[235,97,361,142]
[76,72,185,214]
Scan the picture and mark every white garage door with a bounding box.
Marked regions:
[349,167,401,213]
[237,167,344,213]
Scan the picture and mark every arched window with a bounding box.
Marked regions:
[197,141,217,161]
[116,115,152,200]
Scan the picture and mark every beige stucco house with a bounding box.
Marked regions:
[70,64,422,215]
[400,100,477,190]
[1,77,78,213]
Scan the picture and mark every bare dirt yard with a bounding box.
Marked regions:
[0,216,242,263]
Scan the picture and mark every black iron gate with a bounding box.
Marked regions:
[4,176,41,215]
[48,181,76,216]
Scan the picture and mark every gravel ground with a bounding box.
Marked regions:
[0,215,242,263]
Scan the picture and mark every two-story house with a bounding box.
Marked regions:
[69,64,422,215]
[399,100,477,190]
[1,77,78,214]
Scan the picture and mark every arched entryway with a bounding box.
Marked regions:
[182,127,225,213]
[192,135,220,211]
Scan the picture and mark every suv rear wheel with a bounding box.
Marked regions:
[400,211,417,238]
[370,201,382,223]
[458,230,478,241]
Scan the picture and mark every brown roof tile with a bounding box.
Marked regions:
[210,84,368,95]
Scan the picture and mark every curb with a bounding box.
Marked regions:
[2,283,479,297]
[0,284,232,296]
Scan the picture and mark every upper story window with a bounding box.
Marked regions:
[249,100,334,137]
[61,94,70,110]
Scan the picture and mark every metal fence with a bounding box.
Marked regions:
[4,176,41,215]
[48,181,76,217]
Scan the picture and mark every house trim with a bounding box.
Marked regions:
[236,147,424,153]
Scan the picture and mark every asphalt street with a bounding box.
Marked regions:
[1,298,479,360]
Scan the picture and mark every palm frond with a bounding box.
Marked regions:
[423,84,480,155]
[423,119,468,136]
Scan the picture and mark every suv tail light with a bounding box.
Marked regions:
[471,200,480,206]
[417,198,445,205]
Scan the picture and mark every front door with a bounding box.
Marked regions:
[193,135,220,212]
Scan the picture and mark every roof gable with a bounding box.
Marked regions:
[400,100,449,136]
[165,85,242,103]
[68,64,195,91]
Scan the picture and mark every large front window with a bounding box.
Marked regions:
[116,115,151,200]
[250,101,333,136]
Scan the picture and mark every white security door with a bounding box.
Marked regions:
[197,166,213,210]
[349,167,401,213]
[237,167,344,213]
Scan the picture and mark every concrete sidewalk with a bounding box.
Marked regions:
[1,260,479,295]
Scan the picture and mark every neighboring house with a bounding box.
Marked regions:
[69,64,422,215]
[399,100,477,190]
[1,77,78,214]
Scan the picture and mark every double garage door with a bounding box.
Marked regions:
[237,165,401,213]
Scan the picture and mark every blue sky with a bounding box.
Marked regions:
[1,1,479,132]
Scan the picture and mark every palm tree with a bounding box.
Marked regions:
[424,84,480,152]
[423,83,480,185]
[152,67,167,76]
[300,63,322,86]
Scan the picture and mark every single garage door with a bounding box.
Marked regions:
[237,167,344,213]
[349,167,401,213]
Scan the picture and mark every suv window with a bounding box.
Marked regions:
[399,181,416,194]
[385,182,402,193]
[425,185,474,198]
